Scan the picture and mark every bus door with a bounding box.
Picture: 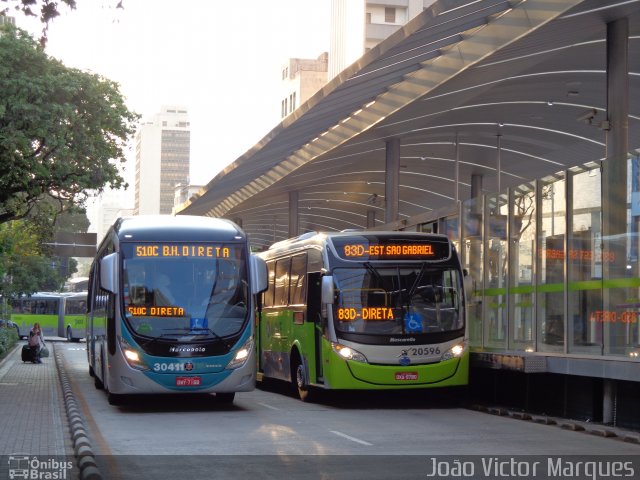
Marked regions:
[307,271,324,382]
[259,259,286,380]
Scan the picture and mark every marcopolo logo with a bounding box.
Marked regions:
[7,456,73,480]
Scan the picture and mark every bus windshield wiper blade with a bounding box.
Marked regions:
[170,327,232,349]
[142,331,180,346]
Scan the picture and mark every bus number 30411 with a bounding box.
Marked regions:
[153,362,186,372]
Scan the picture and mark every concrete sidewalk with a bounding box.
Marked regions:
[0,341,73,456]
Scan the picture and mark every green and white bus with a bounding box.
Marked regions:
[257,231,469,401]
[9,291,87,341]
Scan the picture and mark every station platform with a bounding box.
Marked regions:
[0,340,72,456]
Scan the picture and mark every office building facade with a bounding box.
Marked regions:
[134,106,190,215]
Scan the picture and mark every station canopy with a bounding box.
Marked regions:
[179,0,640,250]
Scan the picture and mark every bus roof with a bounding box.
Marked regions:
[108,215,246,243]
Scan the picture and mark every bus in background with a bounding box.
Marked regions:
[9,292,62,339]
[256,231,468,401]
[87,216,267,405]
[61,291,88,341]
[9,292,87,341]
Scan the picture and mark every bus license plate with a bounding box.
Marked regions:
[395,372,418,381]
[176,376,201,387]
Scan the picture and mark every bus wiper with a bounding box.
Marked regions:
[142,331,181,347]
[407,263,427,302]
[173,327,233,349]
[363,262,383,282]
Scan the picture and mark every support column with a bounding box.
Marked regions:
[603,379,617,426]
[603,18,629,238]
[385,138,400,224]
[455,134,460,202]
[602,18,630,363]
[288,191,299,238]
[471,174,483,200]
[366,210,376,229]
[496,135,502,193]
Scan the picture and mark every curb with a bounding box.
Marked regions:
[54,345,104,480]
[469,403,640,443]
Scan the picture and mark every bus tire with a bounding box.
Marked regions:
[107,392,124,406]
[93,373,104,390]
[94,352,104,390]
[292,352,315,402]
[215,392,235,404]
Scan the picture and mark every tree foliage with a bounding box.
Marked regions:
[0,220,66,297]
[0,24,139,226]
[0,205,88,297]
[1,1,123,46]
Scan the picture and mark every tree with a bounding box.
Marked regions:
[0,205,89,297]
[1,1,123,46]
[0,220,67,297]
[0,24,139,226]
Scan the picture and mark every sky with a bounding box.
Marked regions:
[18,0,331,185]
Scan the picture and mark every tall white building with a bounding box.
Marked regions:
[280,53,328,119]
[329,0,437,80]
[134,106,190,215]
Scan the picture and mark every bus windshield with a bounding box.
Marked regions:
[332,265,463,336]
[121,243,248,340]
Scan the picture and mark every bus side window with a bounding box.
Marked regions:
[274,258,291,307]
[263,261,275,307]
[290,253,307,306]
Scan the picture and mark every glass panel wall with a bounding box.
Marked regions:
[569,167,603,354]
[462,197,483,347]
[509,183,535,351]
[625,155,640,357]
[414,159,640,360]
[483,192,508,349]
[537,175,566,352]
[603,156,640,356]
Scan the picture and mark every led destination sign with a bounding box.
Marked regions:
[127,306,185,317]
[332,236,450,261]
[134,244,231,258]
[337,307,395,321]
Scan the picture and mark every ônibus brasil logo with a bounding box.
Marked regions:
[7,455,73,480]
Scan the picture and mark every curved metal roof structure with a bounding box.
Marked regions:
[179,0,640,250]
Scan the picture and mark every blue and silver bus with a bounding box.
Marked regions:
[87,216,267,405]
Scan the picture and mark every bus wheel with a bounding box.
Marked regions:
[215,392,235,404]
[94,354,104,390]
[108,392,124,406]
[292,354,315,402]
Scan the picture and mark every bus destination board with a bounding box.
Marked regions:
[332,236,450,261]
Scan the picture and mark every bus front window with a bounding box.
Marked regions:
[332,266,463,336]
[121,243,248,340]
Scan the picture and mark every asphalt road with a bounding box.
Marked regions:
[57,343,640,479]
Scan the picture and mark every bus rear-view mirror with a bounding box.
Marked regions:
[321,276,334,305]
[250,255,268,294]
[100,253,119,294]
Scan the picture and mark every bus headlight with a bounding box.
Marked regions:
[118,337,149,371]
[227,336,254,370]
[441,342,466,361]
[331,342,368,363]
